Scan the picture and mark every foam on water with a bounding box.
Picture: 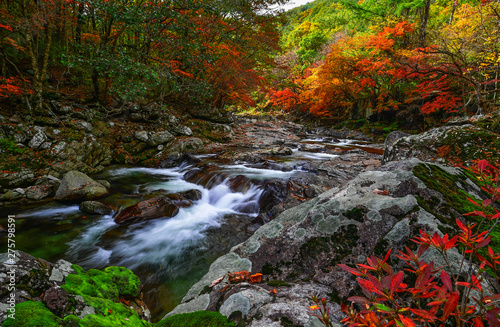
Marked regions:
[221,164,298,179]
[16,205,80,218]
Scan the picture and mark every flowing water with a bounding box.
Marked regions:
[0,137,381,320]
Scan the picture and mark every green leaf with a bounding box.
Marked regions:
[375,303,394,312]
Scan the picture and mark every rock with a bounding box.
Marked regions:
[165,137,204,154]
[49,259,75,283]
[130,113,143,122]
[158,153,201,168]
[79,201,113,215]
[55,171,109,201]
[95,179,111,188]
[134,131,149,143]
[114,195,180,224]
[0,169,35,189]
[43,286,68,314]
[72,120,93,132]
[178,189,203,201]
[169,159,479,326]
[0,189,23,201]
[28,131,48,148]
[382,125,500,164]
[148,131,174,147]
[384,131,410,149]
[25,184,54,201]
[271,147,293,156]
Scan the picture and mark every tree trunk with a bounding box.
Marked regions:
[419,0,431,46]
[449,0,458,24]
[76,3,84,44]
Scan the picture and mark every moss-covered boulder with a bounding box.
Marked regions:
[383,124,500,165]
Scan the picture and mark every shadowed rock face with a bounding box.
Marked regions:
[114,195,179,224]
[164,159,480,326]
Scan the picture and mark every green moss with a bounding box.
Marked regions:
[343,207,367,222]
[280,317,302,327]
[262,263,281,275]
[62,265,140,302]
[155,311,235,327]
[78,297,149,326]
[267,280,291,287]
[413,164,480,224]
[441,126,500,163]
[3,301,61,327]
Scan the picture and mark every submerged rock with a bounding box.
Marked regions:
[55,171,109,201]
[114,195,179,224]
[79,201,113,215]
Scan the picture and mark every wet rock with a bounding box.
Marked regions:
[55,171,109,201]
[79,201,113,215]
[228,175,253,193]
[258,180,288,213]
[383,131,410,149]
[148,131,174,147]
[178,189,203,201]
[165,193,194,208]
[158,153,201,168]
[25,184,54,201]
[114,195,179,224]
[184,165,229,189]
[43,286,68,315]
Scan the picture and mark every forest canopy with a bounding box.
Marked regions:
[0,0,289,113]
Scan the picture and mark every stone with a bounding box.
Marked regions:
[43,286,68,314]
[114,195,179,224]
[134,131,149,143]
[28,131,48,148]
[0,190,23,201]
[148,131,174,147]
[130,113,143,122]
[79,201,113,215]
[55,171,109,201]
[49,259,75,283]
[72,120,93,132]
[25,184,54,201]
[95,179,111,188]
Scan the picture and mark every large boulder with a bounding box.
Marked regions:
[382,125,500,165]
[55,171,109,201]
[164,159,481,326]
[114,195,179,224]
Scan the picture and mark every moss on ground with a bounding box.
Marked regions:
[2,301,61,327]
[62,265,140,301]
[155,311,235,327]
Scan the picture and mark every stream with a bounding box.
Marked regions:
[0,136,382,320]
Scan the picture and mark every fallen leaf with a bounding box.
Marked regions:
[270,288,277,294]
[373,189,389,195]
[249,273,263,283]
[210,275,225,287]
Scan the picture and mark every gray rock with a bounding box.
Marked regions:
[79,201,113,215]
[134,131,149,143]
[0,190,23,201]
[55,171,109,201]
[148,131,175,147]
[72,120,93,133]
[95,180,111,188]
[25,184,54,201]
[35,175,61,186]
[28,131,47,148]
[49,259,75,283]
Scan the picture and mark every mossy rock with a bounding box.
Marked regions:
[155,311,235,327]
[62,265,140,301]
[3,301,61,327]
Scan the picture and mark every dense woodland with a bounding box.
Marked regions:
[1,0,498,127]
